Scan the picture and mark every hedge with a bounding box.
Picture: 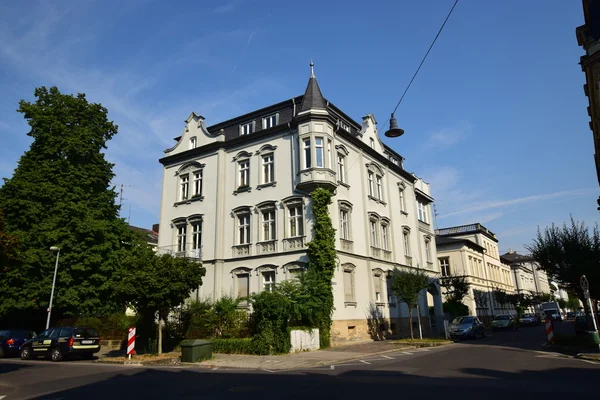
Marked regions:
[209,338,257,354]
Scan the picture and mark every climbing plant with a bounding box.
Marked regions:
[303,188,337,347]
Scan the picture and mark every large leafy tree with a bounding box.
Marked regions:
[112,241,206,354]
[0,86,128,318]
[391,268,429,339]
[526,218,600,305]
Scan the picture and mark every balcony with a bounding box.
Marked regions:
[282,236,305,251]
[157,246,202,260]
[340,239,354,252]
[232,244,251,257]
[256,240,277,254]
[296,168,337,192]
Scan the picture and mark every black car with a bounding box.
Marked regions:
[0,329,36,358]
[20,326,101,362]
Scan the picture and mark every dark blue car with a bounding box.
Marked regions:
[0,329,37,358]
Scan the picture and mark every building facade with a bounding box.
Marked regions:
[157,66,444,344]
[500,250,551,297]
[435,224,516,317]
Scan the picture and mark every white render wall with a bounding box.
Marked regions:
[158,112,439,330]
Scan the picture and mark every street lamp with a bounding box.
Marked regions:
[383,113,405,138]
[46,246,60,330]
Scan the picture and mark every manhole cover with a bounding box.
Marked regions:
[229,386,263,393]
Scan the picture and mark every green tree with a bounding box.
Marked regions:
[0,86,128,319]
[440,275,471,303]
[526,218,600,306]
[566,297,581,311]
[112,239,206,354]
[303,188,337,347]
[557,298,567,310]
[493,288,509,313]
[391,268,429,339]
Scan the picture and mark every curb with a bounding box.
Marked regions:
[316,345,420,366]
[575,353,600,362]
[94,357,181,366]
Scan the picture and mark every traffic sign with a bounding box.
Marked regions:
[580,275,589,292]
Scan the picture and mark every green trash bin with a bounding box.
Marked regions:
[181,339,212,362]
[589,331,600,345]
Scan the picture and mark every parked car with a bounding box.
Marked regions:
[0,329,36,358]
[491,315,516,331]
[449,316,486,340]
[520,313,539,326]
[543,309,562,322]
[20,326,101,362]
[566,312,577,321]
[574,315,588,334]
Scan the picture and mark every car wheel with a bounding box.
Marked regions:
[51,347,63,362]
[20,346,31,360]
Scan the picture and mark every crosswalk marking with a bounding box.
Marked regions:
[381,355,394,359]
[359,360,371,364]
[330,365,335,370]
[402,352,414,355]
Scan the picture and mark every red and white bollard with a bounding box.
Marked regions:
[545,317,554,344]
[127,326,136,360]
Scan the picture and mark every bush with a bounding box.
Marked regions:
[443,301,469,319]
[56,313,137,340]
[250,291,292,354]
[181,297,250,339]
[209,338,256,354]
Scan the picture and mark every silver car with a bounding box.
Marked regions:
[449,316,486,340]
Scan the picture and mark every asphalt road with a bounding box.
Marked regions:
[1,324,598,400]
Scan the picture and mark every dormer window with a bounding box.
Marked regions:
[239,121,255,136]
[262,114,278,129]
[190,137,197,149]
[340,121,351,132]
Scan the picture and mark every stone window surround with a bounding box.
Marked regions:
[233,151,253,194]
[365,162,386,205]
[335,144,350,188]
[174,162,206,206]
[232,267,252,306]
[299,131,335,172]
[402,225,411,258]
[256,144,278,189]
[372,267,386,305]
[283,261,306,280]
[424,235,433,263]
[256,201,277,243]
[397,181,408,215]
[282,196,306,239]
[338,200,353,242]
[232,206,252,246]
[170,215,204,254]
[256,264,278,292]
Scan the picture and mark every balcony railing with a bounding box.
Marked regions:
[157,245,202,260]
[282,236,305,251]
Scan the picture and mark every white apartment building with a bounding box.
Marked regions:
[157,66,444,344]
[435,224,516,317]
[500,250,551,296]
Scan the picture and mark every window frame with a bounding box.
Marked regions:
[193,169,203,197]
[239,121,255,136]
[190,136,197,149]
[303,138,312,169]
[262,153,274,184]
[238,159,250,188]
[180,174,189,201]
[236,211,251,245]
[342,264,357,305]
[287,204,304,238]
[262,114,278,130]
[315,137,324,168]
[261,208,276,242]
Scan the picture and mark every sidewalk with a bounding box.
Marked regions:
[195,341,416,371]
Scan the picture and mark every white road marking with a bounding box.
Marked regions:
[330,365,335,370]
[381,355,394,359]
[262,369,278,373]
[359,360,371,364]
[417,348,430,351]
[0,396,6,400]
[580,359,598,365]
[535,355,567,359]
[402,352,414,355]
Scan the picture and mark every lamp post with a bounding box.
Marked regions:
[46,246,60,330]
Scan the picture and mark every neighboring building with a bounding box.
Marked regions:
[500,250,551,296]
[435,224,516,317]
[576,0,600,208]
[157,65,444,344]
[128,224,159,252]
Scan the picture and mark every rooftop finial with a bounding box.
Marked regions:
[310,60,315,78]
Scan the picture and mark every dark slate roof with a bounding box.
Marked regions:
[436,223,497,242]
[501,252,534,263]
[128,225,158,245]
[299,70,327,112]
[435,236,485,252]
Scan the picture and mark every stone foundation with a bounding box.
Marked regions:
[330,316,433,346]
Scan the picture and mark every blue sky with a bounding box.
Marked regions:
[0,0,598,254]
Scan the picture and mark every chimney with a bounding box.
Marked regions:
[152,223,159,233]
[508,248,514,254]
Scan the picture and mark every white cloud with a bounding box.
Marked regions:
[425,121,472,150]
[214,0,240,13]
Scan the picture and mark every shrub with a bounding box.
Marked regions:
[181,297,250,339]
[55,313,137,340]
[250,290,292,354]
[209,338,256,354]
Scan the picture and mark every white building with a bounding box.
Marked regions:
[435,224,516,317]
[157,65,444,344]
[500,250,551,297]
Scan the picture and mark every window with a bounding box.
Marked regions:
[376,175,383,200]
[381,224,389,250]
[191,221,202,252]
[193,170,203,197]
[403,229,411,256]
[177,225,187,252]
[262,209,276,241]
[240,122,254,136]
[262,271,275,292]
[399,186,406,212]
[315,137,324,167]
[343,266,356,303]
[417,201,428,223]
[440,258,450,276]
[190,137,197,149]
[374,272,383,303]
[368,171,374,196]
[263,114,277,129]
[369,137,375,149]
[288,205,304,237]
[337,153,346,183]
[370,220,378,247]
[236,273,249,298]
[238,213,250,244]
[180,175,189,201]
[425,238,432,262]
[303,138,312,169]
[340,209,350,240]
[238,160,249,187]
[327,139,332,169]
[262,154,274,184]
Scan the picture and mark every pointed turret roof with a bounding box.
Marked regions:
[299,62,327,113]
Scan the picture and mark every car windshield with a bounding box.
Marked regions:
[522,314,534,318]
[452,317,473,324]
[494,315,510,320]
[74,328,99,338]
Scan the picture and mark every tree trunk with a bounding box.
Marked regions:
[157,315,163,355]
[409,306,414,339]
[416,303,423,339]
